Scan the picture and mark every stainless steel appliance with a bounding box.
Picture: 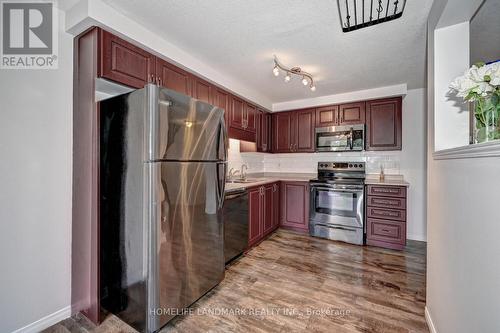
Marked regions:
[223,188,248,264]
[99,84,228,333]
[315,124,364,152]
[309,162,366,245]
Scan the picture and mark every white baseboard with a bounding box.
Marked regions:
[425,306,438,333]
[11,306,71,333]
[408,234,427,242]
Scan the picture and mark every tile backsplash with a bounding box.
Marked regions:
[228,139,402,175]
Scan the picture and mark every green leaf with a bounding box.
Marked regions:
[475,62,486,68]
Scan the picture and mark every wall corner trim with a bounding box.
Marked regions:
[425,306,438,333]
[10,306,71,333]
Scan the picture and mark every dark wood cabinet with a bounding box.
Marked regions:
[272,109,315,153]
[213,88,231,130]
[338,102,365,125]
[271,183,280,231]
[248,188,262,247]
[248,182,280,248]
[99,30,154,89]
[230,96,245,130]
[191,76,213,104]
[257,110,271,152]
[155,58,192,96]
[294,109,316,152]
[366,185,407,250]
[272,112,293,152]
[280,181,309,233]
[262,185,274,236]
[245,103,257,133]
[366,97,402,150]
[315,103,365,127]
[316,105,338,127]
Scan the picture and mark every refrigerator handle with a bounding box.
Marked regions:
[218,114,229,162]
[216,162,227,209]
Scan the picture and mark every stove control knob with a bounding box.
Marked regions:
[348,164,353,168]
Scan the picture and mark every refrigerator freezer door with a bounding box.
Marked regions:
[149,161,226,330]
[148,85,227,162]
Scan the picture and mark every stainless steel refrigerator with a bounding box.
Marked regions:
[99,84,228,332]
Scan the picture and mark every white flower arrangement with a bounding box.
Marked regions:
[449,61,500,101]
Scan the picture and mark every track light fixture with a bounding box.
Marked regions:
[272,55,316,92]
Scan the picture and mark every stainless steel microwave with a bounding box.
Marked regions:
[315,124,364,152]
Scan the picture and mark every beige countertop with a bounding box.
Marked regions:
[225,173,315,193]
[364,174,410,187]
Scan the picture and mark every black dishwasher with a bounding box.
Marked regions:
[223,188,249,264]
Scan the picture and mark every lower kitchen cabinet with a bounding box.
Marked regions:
[248,182,280,248]
[280,181,309,233]
[366,185,407,250]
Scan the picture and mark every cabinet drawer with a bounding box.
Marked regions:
[367,218,406,245]
[367,185,406,198]
[367,207,406,222]
[367,196,406,209]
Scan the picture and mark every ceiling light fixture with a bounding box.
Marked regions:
[337,0,407,33]
[272,55,316,92]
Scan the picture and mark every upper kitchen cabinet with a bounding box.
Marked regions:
[272,109,315,153]
[257,110,271,152]
[230,96,245,130]
[315,103,365,127]
[228,96,256,142]
[316,105,338,127]
[99,30,155,89]
[294,109,315,152]
[366,97,402,151]
[213,88,231,129]
[245,103,257,133]
[338,102,365,125]
[155,58,192,96]
[272,111,293,153]
[191,76,214,104]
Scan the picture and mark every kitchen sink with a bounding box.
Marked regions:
[227,178,264,184]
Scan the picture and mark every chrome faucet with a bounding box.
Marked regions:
[241,164,248,180]
[228,168,240,180]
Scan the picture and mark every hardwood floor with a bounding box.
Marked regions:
[44,230,428,333]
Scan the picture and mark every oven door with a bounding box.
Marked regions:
[310,184,364,229]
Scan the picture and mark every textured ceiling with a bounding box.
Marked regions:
[100,0,433,103]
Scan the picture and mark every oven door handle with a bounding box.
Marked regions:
[311,186,363,193]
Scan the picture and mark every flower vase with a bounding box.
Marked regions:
[474,95,500,143]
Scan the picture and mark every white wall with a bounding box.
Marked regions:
[426,1,500,332]
[434,22,470,151]
[0,9,73,333]
[230,88,427,241]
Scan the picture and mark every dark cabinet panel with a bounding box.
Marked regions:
[257,110,271,152]
[155,58,191,96]
[366,184,407,250]
[272,182,280,231]
[213,88,231,130]
[366,97,402,150]
[248,188,262,247]
[295,109,315,152]
[230,96,245,130]
[100,30,154,89]
[339,102,365,125]
[272,112,293,153]
[280,181,309,232]
[245,103,257,133]
[367,218,406,246]
[191,77,213,104]
[316,105,338,127]
[262,185,274,236]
